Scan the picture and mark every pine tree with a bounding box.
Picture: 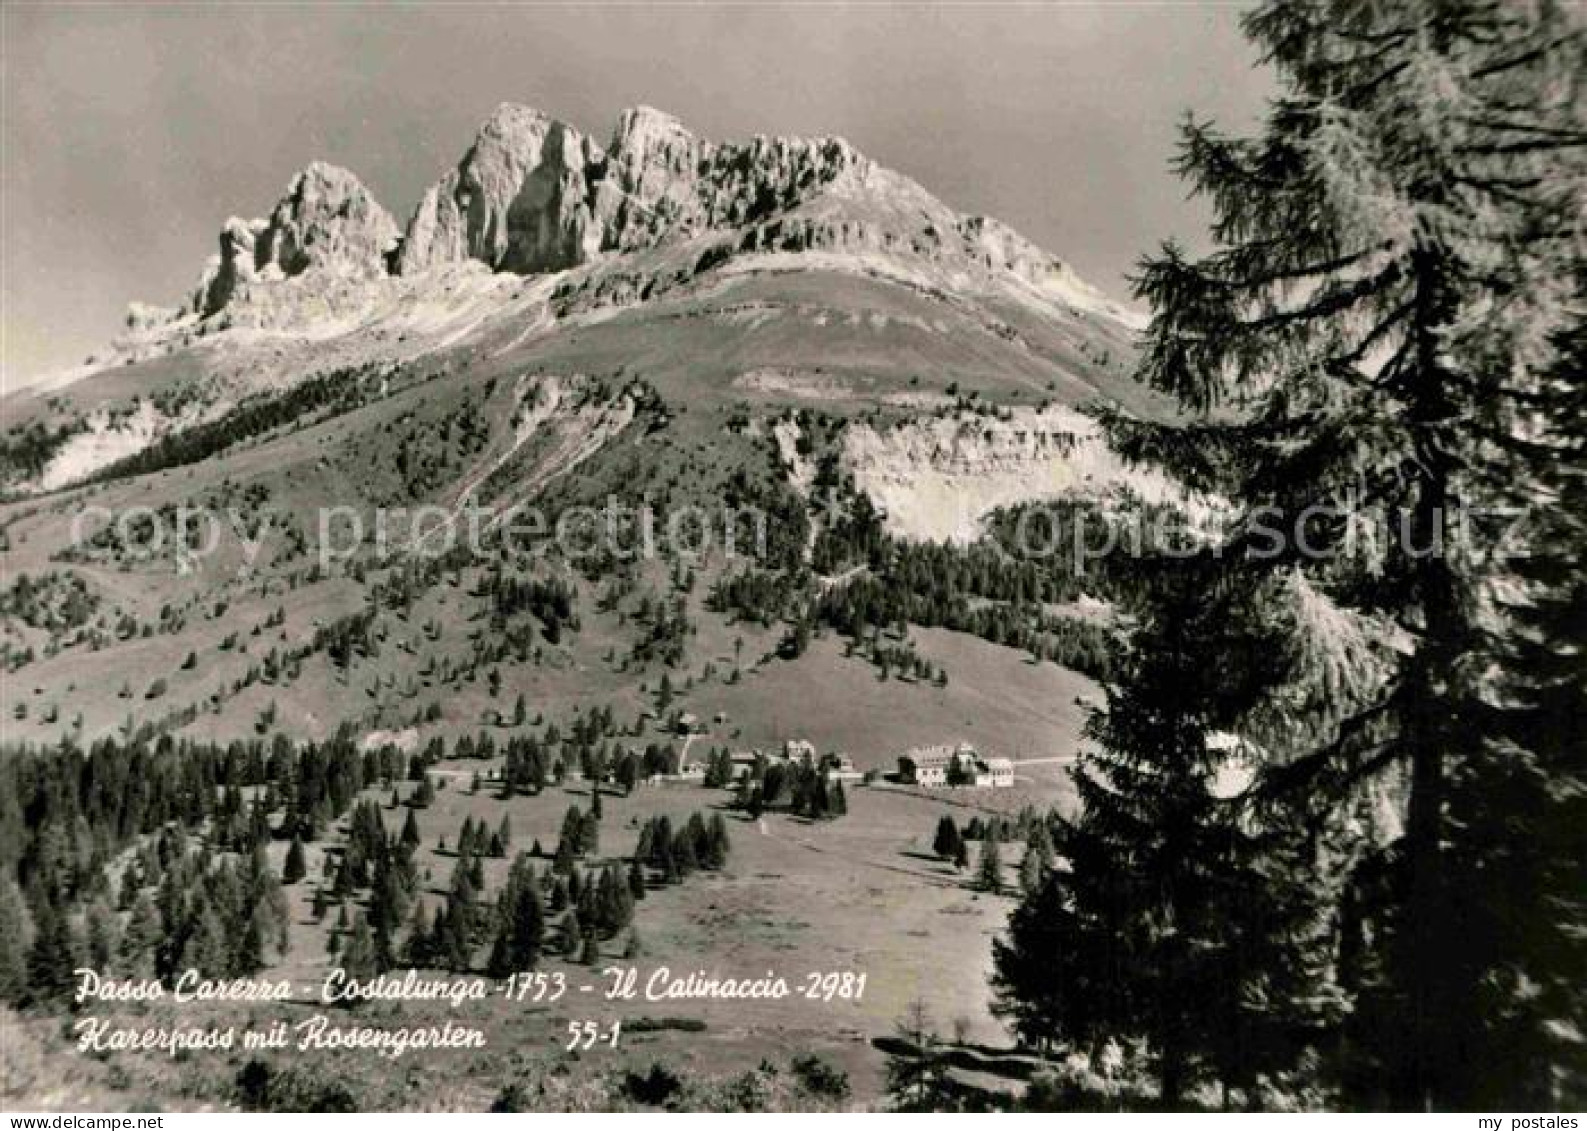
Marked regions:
[369,857,405,973]
[0,879,34,1003]
[1018,841,1045,897]
[952,841,969,871]
[1010,567,1342,1104]
[885,999,951,1111]
[975,829,1003,894]
[489,855,544,976]
[283,835,307,885]
[707,813,731,868]
[183,897,231,978]
[1026,819,1055,871]
[685,813,710,865]
[443,857,479,971]
[331,853,354,900]
[79,897,113,971]
[611,864,635,931]
[557,806,584,862]
[671,826,697,878]
[1097,0,1585,1108]
[1467,301,1587,1105]
[932,815,962,860]
[992,867,1102,1056]
[404,899,433,968]
[236,914,266,974]
[340,911,377,981]
[552,837,576,876]
[117,890,160,979]
[587,865,624,937]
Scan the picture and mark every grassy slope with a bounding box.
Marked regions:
[0,259,1131,1110]
[691,627,1094,776]
[20,772,1049,1110]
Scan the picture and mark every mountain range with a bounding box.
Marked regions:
[6,103,1153,481]
[0,105,1193,1101]
[0,103,1187,750]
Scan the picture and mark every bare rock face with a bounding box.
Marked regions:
[255,162,399,278]
[587,112,1083,291]
[181,105,1101,308]
[191,216,265,316]
[165,104,1137,329]
[590,106,712,251]
[398,104,875,275]
[191,163,397,317]
[688,133,867,231]
[398,104,603,275]
[592,106,870,251]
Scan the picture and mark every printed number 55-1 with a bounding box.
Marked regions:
[567,1020,620,1050]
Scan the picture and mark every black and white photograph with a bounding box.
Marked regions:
[0,0,1582,1117]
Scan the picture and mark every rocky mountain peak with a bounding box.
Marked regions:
[165,103,1138,330]
[610,104,692,148]
[258,161,400,276]
[392,105,884,275]
[396,103,603,276]
[593,106,709,250]
[189,162,397,316]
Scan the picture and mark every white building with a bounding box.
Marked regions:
[898,744,957,786]
[982,757,1015,788]
[898,743,1011,788]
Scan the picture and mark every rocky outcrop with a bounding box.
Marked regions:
[190,163,397,317]
[590,106,712,251]
[192,216,265,316]
[839,406,1201,543]
[255,162,399,278]
[591,106,868,250]
[397,104,603,275]
[686,133,868,232]
[166,104,1140,329]
[398,103,875,275]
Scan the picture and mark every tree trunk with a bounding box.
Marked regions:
[1398,245,1462,1111]
[1159,1041,1187,1110]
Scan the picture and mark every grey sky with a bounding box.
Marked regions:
[0,2,1270,391]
